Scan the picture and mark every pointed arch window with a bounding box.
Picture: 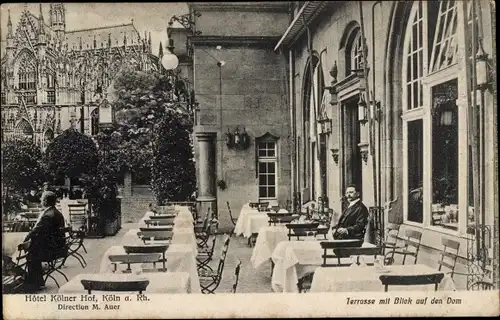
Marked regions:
[18,64,36,90]
[345,27,365,75]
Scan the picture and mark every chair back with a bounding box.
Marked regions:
[144,219,173,226]
[108,253,162,264]
[437,238,460,278]
[149,214,176,220]
[123,245,168,254]
[368,206,384,246]
[227,202,237,226]
[139,226,173,232]
[319,239,370,267]
[385,223,401,245]
[68,203,87,232]
[248,202,260,209]
[257,202,269,212]
[285,222,320,240]
[81,279,150,294]
[379,273,445,292]
[402,229,423,264]
[138,230,173,241]
[231,259,242,293]
[216,235,231,275]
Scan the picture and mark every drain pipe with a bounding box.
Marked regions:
[289,48,296,205]
[371,1,382,210]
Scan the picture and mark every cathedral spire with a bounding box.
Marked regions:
[38,4,45,35]
[7,9,13,39]
[158,42,163,58]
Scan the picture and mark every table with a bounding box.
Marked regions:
[310,264,456,292]
[271,240,376,293]
[99,244,200,293]
[2,232,29,258]
[58,272,193,294]
[234,203,268,237]
[250,225,288,269]
[243,215,270,238]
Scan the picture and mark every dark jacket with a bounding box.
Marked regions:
[25,207,67,261]
[332,200,369,240]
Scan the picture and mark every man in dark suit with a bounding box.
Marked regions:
[331,184,369,241]
[24,191,66,290]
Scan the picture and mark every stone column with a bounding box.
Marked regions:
[195,132,217,219]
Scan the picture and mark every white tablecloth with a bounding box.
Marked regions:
[234,203,268,237]
[310,264,456,292]
[99,244,201,293]
[244,215,270,238]
[58,272,192,294]
[250,226,288,269]
[271,240,376,293]
[2,232,29,258]
[125,227,197,253]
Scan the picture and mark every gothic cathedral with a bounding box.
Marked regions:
[1,4,159,149]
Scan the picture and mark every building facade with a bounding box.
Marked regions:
[172,2,292,229]
[1,4,158,150]
[275,1,497,290]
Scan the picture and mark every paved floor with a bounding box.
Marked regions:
[39,223,274,294]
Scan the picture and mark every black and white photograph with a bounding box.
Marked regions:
[1,1,498,318]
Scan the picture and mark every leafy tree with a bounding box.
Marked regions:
[2,138,45,214]
[112,67,191,179]
[151,111,196,204]
[43,128,98,190]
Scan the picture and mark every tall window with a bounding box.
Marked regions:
[402,0,472,233]
[18,65,36,90]
[258,140,278,200]
[346,28,364,75]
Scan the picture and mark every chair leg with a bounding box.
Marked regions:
[81,243,88,254]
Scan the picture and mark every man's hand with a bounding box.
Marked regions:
[337,227,348,235]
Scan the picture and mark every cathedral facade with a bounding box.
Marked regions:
[1,4,159,149]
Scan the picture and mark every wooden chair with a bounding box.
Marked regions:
[62,227,87,268]
[123,245,168,272]
[108,253,162,273]
[319,240,380,267]
[257,202,269,212]
[199,235,231,294]
[231,258,242,293]
[286,222,320,241]
[16,239,69,289]
[381,223,401,265]
[138,230,173,244]
[267,212,294,226]
[197,236,217,272]
[81,279,150,294]
[391,229,422,265]
[226,202,238,233]
[437,238,460,279]
[379,273,445,292]
[68,203,87,234]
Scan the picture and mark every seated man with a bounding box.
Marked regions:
[23,189,41,206]
[23,191,66,290]
[331,185,369,256]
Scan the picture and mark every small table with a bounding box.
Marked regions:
[59,272,192,294]
[310,264,456,292]
[251,225,288,269]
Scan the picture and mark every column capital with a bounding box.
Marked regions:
[195,132,217,141]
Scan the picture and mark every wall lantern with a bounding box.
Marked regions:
[439,109,454,126]
[318,117,332,135]
[227,127,250,150]
[358,94,368,125]
[476,40,492,91]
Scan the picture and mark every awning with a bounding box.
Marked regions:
[274,1,335,52]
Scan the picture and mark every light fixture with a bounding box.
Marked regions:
[358,94,368,124]
[476,39,491,91]
[226,127,250,150]
[161,38,179,71]
[318,116,332,135]
[439,109,454,126]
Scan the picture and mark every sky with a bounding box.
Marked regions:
[0,3,189,56]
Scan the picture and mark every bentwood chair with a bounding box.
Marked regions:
[81,279,150,294]
[381,223,401,265]
[226,202,238,234]
[199,235,231,294]
[379,273,445,292]
[231,258,242,293]
[391,229,423,265]
[124,245,168,272]
[437,238,460,279]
